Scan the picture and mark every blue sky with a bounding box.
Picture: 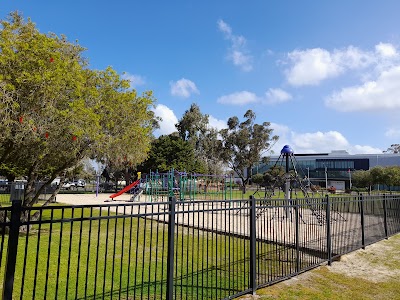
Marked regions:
[2,1,400,155]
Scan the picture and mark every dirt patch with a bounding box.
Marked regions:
[280,237,400,287]
[328,239,400,283]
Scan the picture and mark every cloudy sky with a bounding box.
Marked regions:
[2,1,400,155]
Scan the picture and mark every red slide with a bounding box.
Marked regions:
[109,180,140,200]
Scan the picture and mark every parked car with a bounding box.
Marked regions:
[62,182,75,190]
[73,179,86,188]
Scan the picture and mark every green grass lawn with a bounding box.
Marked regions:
[0,204,285,299]
[0,201,315,299]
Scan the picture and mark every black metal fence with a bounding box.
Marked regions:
[0,193,399,299]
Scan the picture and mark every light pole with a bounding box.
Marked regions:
[376,155,380,191]
[349,169,352,189]
[325,166,328,189]
[96,173,100,197]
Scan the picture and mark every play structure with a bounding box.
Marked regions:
[107,169,233,202]
[108,179,141,201]
[242,145,346,225]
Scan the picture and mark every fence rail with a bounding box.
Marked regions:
[0,193,399,299]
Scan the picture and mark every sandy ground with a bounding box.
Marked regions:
[54,193,378,257]
[54,192,146,205]
[327,238,400,282]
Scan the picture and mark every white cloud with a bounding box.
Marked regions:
[170,78,199,98]
[217,91,259,105]
[335,46,374,69]
[152,104,178,136]
[385,128,400,138]
[229,50,253,72]
[217,89,293,106]
[325,66,400,111]
[376,42,397,58]
[285,46,374,86]
[208,115,227,130]
[291,131,349,153]
[217,19,253,72]
[268,123,291,155]
[269,127,382,155]
[265,88,292,104]
[217,19,233,38]
[271,122,290,136]
[286,48,342,86]
[284,44,394,86]
[351,145,382,154]
[122,73,146,87]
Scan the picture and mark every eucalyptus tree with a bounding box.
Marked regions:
[383,144,400,154]
[138,133,206,173]
[176,103,224,174]
[0,12,156,206]
[218,110,278,193]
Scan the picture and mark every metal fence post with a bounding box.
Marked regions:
[249,195,257,294]
[325,195,332,266]
[294,198,300,272]
[3,200,22,300]
[383,193,388,238]
[359,194,365,249]
[166,196,176,300]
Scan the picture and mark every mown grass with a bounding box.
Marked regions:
[0,204,300,299]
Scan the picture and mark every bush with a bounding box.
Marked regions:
[351,187,369,193]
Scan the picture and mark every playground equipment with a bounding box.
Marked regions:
[143,170,232,202]
[106,169,233,202]
[241,145,346,225]
[108,179,140,201]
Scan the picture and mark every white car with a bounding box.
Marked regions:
[62,182,75,190]
[73,179,86,188]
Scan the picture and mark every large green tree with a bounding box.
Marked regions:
[176,103,224,174]
[138,133,206,173]
[0,12,156,206]
[353,166,400,192]
[218,110,278,193]
[352,170,373,190]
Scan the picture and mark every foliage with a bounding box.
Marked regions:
[383,143,400,154]
[176,103,208,144]
[353,166,400,191]
[352,170,373,189]
[0,12,156,206]
[370,166,387,185]
[263,165,285,187]
[176,103,224,174]
[251,173,264,186]
[138,134,207,173]
[218,110,278,192]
